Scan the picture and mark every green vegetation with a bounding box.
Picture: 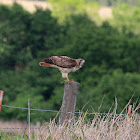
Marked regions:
[111,4,140,34]
[48,0,85,21]
[0,132,29,140]
[87,0,140,6]
[0,2,139,122]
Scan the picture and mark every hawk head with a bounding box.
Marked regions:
[76,58,85,68]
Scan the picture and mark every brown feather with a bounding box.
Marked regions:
[43,58,54,65]
[44,56,77,68]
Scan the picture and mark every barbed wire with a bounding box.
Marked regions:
[0,127,46,130]
[1,104,127,116]
[1,105,58,112]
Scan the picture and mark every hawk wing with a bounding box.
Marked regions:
[43,56,77,68]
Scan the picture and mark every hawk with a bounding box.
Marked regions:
[39,56,85,82]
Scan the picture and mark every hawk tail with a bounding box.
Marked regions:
[39,62,51,66]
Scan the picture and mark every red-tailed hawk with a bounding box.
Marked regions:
[39,56,85,82]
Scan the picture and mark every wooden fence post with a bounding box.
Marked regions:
[24,97,33,138]
[0,90,4,112]
[59,81,79,125]
[28,99,31,140]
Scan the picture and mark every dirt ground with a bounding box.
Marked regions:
[98,7,112,18]
[0,0,52,12]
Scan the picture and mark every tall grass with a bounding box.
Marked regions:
[36,110,139,140]
[0,104,139,140]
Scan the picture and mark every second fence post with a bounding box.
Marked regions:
[0,90,4,112]
[28,99,31,140]
[59,81,79,125]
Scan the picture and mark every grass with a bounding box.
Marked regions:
[0,104,139,140]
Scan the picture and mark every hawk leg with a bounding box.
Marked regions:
[62,73,70,82]
[66,76,70,82]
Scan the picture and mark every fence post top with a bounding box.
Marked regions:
[65,81,80,85]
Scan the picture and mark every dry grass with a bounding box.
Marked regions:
[0,101,139,139]
[35,112,139,140]
[0,106,139,140]
[98,7,112,18]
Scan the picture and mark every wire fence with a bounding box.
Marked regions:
[0,127,42,130]
[0,104,129,130]
[1,104,127,116]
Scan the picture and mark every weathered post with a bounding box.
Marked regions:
[28,99,31,140]
[59,81,79,125]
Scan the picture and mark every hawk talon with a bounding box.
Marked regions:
[65,78,75,83]
[66,77,70,82]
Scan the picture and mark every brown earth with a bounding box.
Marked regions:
[0,0,52,12]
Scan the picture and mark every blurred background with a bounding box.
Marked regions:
[0,0,139,123]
